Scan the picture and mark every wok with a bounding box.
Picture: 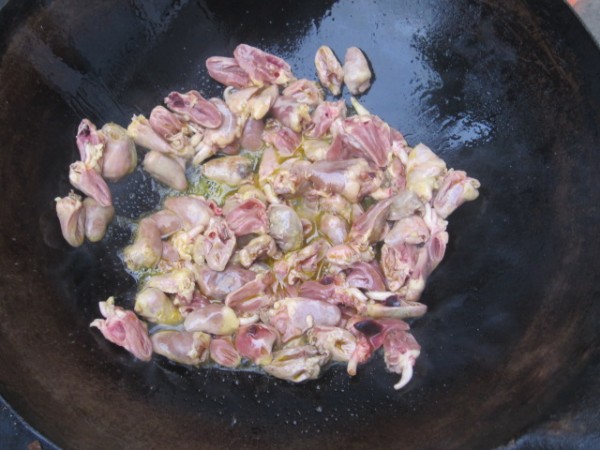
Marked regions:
[0,0,599,448]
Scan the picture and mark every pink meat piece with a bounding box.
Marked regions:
[297,279,336,302]
[325,243,362,269]
[145,268,195,304]
[345,261,386,291]
[160,241,180,264]
[302,138,330,162]
[240,118,264,150]
[306,326,357,362]
[151,330,210,365]
[405,143,447,202]
[76,118,104,153]
[424,230,449,278]
[262,120,301,156]
[163,196,214,231]
[177,291,211,316]
[353,318,410,348]
[304,100,347,139]
[388,191,425,222]
[381,234,447,301]
[433,169,481,219]
[128,115,175,155]
[282,79,323,106]
[380,243,421,292]
[298,278,365,311]
[237,234,281,268]
[164,90,223,128]
[224,85,260,115]
[202,217,236,271]
[333,115,392,168]
[263,345,329,382]
[235,323,280,364]
[149,209,183,238]
[387,156,408,195]
[324,133,345,161]
[270,158,311,197]
[195,264,256,299]
[149,106,184,140]
[123,218,163,270]
[233,44,294,85]
[381,206,449,296]
[90,298,152,361]
[81,194,113,238]
[345,315,374,375]
[200,98,243,149]
[224,85,278,121]
[383,327,421,389]
[219,139,241,155]
[224,198,268,237]
[390,126,410,161]
[183,304,238,335]
[346,317,408,375]
[348,316,420,388]
[307,158,380,203]
[205,56,252,88]
[143,151,187,191]
[384,215,430,247]
[319,212,348,245]
[210,336,241,367]
[271,96,311,133]
[314,45,344,96]
[348,195,396,251]
[274,239,330,286]
[69,161,112,207]
[343,47,372,95]
[76,119,104,170]
[249,85,280,120]
[347,333,373,376]
[390,127,408,147]
[258,145,278,183]
[55,192,86,247]
[268,297,342,343]
[365,296,425,322]
[273,282,300,300]
[202,197,223,216]
[225,272,275,313]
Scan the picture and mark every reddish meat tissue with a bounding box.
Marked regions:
[54,43,480,389]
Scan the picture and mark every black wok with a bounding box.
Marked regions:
[1,0,599,448]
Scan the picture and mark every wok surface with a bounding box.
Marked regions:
[0,0,599,448]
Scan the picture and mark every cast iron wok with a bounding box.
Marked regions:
[1,0,599,448]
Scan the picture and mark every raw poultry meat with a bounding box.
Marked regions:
[51,43,480,389]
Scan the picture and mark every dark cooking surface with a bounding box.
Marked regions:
[3,358,600,450]
[1,0,599,449]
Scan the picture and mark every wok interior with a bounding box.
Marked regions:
[0,0,599,448]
